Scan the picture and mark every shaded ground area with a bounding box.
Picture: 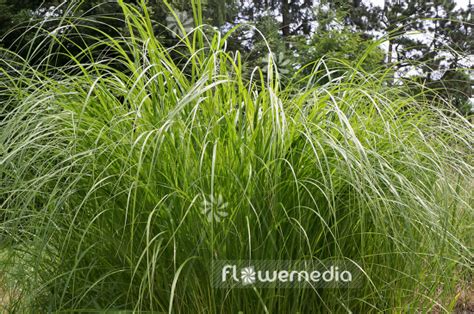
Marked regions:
[455,284,474,313]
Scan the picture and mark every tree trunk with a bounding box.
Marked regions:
[281,0,290,36]
[302,0,312,35]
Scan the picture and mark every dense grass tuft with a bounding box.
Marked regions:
[0,1,472,312]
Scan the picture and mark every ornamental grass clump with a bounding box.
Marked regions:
[0,0,472,312]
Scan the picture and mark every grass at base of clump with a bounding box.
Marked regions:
[0,247,29,312]
[0,0,472,312]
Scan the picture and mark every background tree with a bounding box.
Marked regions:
[0,0,471,113]
[323,0,473,113]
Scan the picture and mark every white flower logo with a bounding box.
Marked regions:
[201,193,229,222]
[241,266,256,285]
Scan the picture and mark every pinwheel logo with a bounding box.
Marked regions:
[201,193,229,222]
[240,267,256,285]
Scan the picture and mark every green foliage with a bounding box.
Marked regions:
[426,70,473,114]
[334,0,473,113]
[1,0,470,116]
[0,2,472,312]
[0,0,13,32]
[308,28,385,72]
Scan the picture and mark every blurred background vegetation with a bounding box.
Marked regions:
[0,0,472,115]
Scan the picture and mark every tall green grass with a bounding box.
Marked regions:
[0,1,472,312]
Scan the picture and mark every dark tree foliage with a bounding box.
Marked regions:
[320,0,473,113]
[0,0,471,113]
